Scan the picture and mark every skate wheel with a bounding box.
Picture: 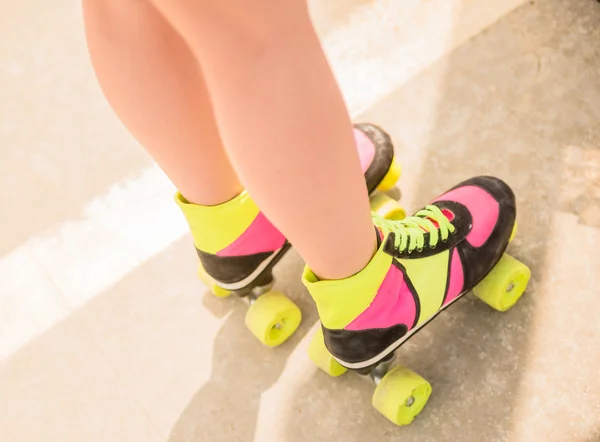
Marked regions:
[372,366,432,426]
[376,157,402,192]
[509,221,518,243]
[472,254,531,312]
[197,265,231,298]
[308,327,348,377]
[370,193,406,220]
[245,291,301,347]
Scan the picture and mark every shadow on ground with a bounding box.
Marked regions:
[169,0,600,441]
[167,250,313,442]
[279,0,600,441]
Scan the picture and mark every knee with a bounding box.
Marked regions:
[82,0,143,34]
[82,0,119,22]
[150,0,312,46]
[85,0,173,48]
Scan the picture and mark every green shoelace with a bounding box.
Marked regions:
[373,204,456,253]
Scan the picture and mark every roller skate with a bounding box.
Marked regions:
[176,124,404,347]
[304,176,531,425]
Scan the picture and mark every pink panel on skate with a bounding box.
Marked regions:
[354,128,375,173]
[217,213,286,256]
[444,248,464,305]
[433,185,499,248]
[345,265,417,331]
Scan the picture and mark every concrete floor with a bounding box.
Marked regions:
[2,0,600,441]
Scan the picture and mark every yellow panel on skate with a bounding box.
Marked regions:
[399,250,449,325]
[175,191,259,254]
[303,245,394,330]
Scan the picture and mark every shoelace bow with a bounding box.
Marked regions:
[373,204,456,253]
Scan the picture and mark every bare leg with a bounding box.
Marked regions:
[82,0,242,205]
[150,0,376,279]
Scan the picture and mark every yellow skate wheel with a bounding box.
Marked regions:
[245,291,301,347]
[509,221,518,243]
[372,366,432,426]
[376,157,402,192]
[197,265,231,298]
[370,193,406,221]
[308,327,348,377]
[472,254,531,312]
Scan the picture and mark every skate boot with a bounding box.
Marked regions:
[176,124,404,347]
[304,176,531,425]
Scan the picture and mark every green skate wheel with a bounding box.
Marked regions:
[473,254,531,312]
[308,327,348,377]
[370,193,406,220]
[372,366,432,426]
[197,264,231,298]
[376,157,402,192]
[245,291,301,347]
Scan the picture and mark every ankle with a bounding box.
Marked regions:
[306,227,379,281]
[302,236,389,329]
[178,185,244,207]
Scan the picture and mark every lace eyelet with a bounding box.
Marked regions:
[416,247,423,253]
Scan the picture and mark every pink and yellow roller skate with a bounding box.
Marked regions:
[176,124,404,347]
[304,176,531,426]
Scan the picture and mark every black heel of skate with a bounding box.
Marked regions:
[198,245,301,347]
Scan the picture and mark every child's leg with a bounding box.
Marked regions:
[82,0,242,205]
[148,0,376,280]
